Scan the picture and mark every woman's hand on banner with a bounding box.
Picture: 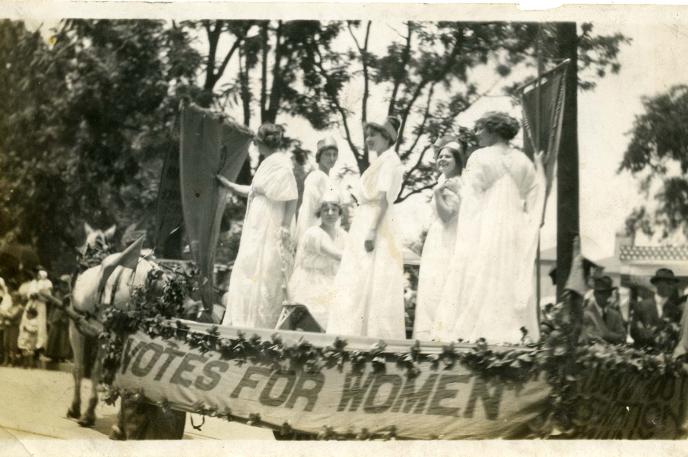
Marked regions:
[216,174,234,190]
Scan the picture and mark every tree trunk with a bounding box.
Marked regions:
[555,22,580,299]
[239,47,251,127]
[259,22,269,122]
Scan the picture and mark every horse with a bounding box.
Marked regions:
[67,234,153,427]
[67,235,212,439]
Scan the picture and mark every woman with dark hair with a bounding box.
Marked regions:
[217,123,298,329]
[433,112,545,344]
[295,136,339,246]
[327,116,406,339]
[414,137,468,340]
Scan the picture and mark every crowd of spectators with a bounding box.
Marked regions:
[0,267,72,368]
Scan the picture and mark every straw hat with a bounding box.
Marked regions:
[364,116,401,144]
[317,136,338,154]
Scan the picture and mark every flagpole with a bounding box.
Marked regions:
[535,24,543,325]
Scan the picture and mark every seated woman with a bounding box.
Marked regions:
[285,193,347,331]
[217,123,298,329]
[327,115,406,339]
[414,137,469,340]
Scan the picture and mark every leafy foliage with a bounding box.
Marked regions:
[1,20,630,272]
[313,21,629,201]
[0,20,202,272]
[619,85,688,238]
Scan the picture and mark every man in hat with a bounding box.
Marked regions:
[581,276,626,344]
[630,267,685,348]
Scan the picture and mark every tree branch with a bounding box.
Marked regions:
[214,25,249,88]
[404,143,433,180]
[396,78,430,152]
[401,82,436,161]
[259,21,269,121]
[348,20,371,160]
[389,21,413,115]
[361,21,371,128]
[203,20,223,92]
[266,20,284,122]
[312,46,361,164]
[238,47,251,126]
[397,180,435,203]
[396,25,465,152]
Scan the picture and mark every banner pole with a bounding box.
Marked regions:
[535,24,544,324]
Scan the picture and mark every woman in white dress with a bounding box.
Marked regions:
[432,112,545,344]
[288,193,347,329]
[217,123,298,329]
[414,138,469,340]
[16,268,51,361]
[295,136,339,246]
[327,116,406,340]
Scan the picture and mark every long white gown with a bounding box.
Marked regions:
[327,148,406,339]
[222,151,298,329]
[295,169,330,246]
[17,279,51,351]
[287,225,347,328]
[414,176,461,340]
[432,144,545,344]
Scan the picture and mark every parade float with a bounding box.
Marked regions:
[66,58,688,440]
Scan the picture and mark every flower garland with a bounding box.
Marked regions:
[95,272,688,440]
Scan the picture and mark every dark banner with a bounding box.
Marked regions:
[179,104,253,308]
[572,364,688,439]
[520,62,568,216]
[154,145,184,258]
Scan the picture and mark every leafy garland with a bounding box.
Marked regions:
[95,271,688,440]
[78,241,116,273]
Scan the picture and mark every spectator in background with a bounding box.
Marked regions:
[631,268,685,349]
[0,279,9,357]
[0,278,21,366]
[581,276,626,344]
[17,305,40,368]
[45,275,73,363]
[17,267,51,358]
[0,292,23,366]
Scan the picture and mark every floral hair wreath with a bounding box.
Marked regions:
[456,126,478,149]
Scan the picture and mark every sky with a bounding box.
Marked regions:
[21,14,688,261]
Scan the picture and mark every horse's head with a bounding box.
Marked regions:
[79,223,116,257]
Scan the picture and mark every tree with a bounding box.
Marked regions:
[0,19,631,272]
[0,19,202,272]
[172,21,629,204]
[619,84,688,239]
[312,21,630,202]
